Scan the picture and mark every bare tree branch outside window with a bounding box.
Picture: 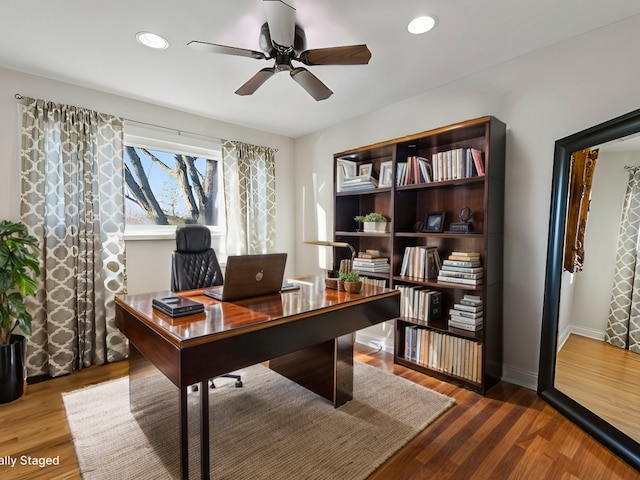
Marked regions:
[124,146,220,226]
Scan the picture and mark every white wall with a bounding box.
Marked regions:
[0,67,296,294]
[294,14,640,389]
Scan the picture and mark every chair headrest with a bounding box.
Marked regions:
[175,225,211,253]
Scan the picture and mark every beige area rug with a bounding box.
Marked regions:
[63,362,454,480]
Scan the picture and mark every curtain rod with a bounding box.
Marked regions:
[15,93,221,143]
[14,93,278,151]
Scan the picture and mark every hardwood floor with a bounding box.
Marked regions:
[0,343,637,479]
[556,333,640,443]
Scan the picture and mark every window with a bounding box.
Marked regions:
[123,123,225,253]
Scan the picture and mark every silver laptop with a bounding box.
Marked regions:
[203,253,288,301]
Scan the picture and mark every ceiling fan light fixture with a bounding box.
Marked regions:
[136,32,169,50]
[408,16,437,35]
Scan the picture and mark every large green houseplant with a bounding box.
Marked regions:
[0,220,40,403]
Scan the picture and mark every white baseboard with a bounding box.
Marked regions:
[355,331,394,354]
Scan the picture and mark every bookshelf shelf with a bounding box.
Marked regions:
[333,116,506,395]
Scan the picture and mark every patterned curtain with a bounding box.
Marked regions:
[221,140,276,256]
[20,97,128,379]
[605,166,640,353]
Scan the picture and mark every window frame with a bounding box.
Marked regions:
[122,123,225,243]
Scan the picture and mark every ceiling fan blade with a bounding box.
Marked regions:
[263,0,296,48]
[235,67,277,96]
[187,40,267,60]
[297,45,372,66]
[290,67,333,101]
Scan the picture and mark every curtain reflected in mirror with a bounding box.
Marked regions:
[539,110,640,472]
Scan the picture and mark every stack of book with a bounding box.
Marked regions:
[340,175,378,192]
[397,285,442,322]
[400,246,441,280]
[353,253,390,274]
[437,252,483,286]
[448,295,483,331]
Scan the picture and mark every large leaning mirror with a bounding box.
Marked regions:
[539,108,640,470]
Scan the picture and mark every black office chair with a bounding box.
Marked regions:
[171,224,242,389]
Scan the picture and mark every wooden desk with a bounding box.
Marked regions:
[115,277,400,480]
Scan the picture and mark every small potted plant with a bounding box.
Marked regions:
[339,271,362,293]
[359,212,388,233]
[0,220,40,404]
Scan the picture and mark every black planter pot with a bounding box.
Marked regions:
[0,334,27,404]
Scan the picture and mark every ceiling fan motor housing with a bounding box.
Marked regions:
[259,22,307,55]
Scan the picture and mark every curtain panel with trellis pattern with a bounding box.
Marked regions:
[20,97,128,379]
[221,140,276,256]
[605,165,640,353]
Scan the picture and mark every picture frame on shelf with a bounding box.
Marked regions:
[358,163,373,177]
[379,161,393,187]
[422,211,446,233]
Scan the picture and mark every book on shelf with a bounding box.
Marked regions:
[353,253,390,273]
[400,246,441,280]
[397,285,442,321]
[403,326,481,383]
[437,275,483,286]
[438,270,484,280]
[360,276,386,287]
[340,175,378,191]
[442,259,481,268]
[448,252,481,261]
[448,320,483,332]
[448,308,483,320]
[396,156,433,186]
[431,148,484,182]
[357,249,383,259]
[452,302,482,313]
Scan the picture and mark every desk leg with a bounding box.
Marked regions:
[269,333,354,407]
[129,343,209,479]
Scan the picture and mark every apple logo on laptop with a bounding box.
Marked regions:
[255,270,264,282]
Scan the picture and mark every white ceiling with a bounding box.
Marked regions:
[2,0,640,138]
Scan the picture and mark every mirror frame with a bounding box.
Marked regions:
[538,108,640,471]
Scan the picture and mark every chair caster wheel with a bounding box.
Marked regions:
[235,381,243,388]
[191,384,199,392]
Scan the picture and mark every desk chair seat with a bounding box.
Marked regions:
[171,225,242,390]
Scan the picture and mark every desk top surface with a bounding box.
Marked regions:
[115,276,399,346]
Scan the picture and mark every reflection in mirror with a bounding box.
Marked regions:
[556,133,640,443]
[539,109,640,472]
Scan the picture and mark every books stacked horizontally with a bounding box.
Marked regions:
[353,251,390,275]
[437,252,483,286]
[340,175,378,192]
[448,295,483,331]
[396,285,442,322]
[400,246,441,280]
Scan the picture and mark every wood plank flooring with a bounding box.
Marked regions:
[0,343,637,479]
[556,333,640,443]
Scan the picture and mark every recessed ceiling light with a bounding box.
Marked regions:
[408,16,437,35]
[136,32,169,50]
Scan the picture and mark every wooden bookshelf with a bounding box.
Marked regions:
[333,116,506,395]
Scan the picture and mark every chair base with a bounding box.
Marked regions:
[191,373,243,392]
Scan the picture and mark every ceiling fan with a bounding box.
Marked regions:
[187,0,372,101]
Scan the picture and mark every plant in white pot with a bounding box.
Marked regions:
[356,212,388,233]
[0,220,40,403]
